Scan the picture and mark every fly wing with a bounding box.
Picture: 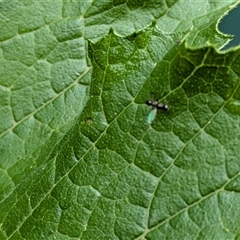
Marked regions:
[147,108,157,124]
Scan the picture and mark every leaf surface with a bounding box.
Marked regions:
[0,1,240,239]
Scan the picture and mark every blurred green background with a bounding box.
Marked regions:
[219,4,240,49]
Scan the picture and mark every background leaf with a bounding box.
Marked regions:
[1,1,240,239]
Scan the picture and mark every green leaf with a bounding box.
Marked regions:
[1,1,240,239]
